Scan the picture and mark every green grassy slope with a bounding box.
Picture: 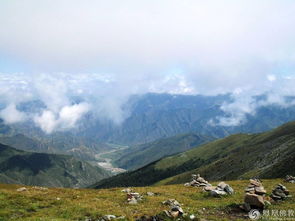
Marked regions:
[0,143,110,188]
[114,133,213,170]
[92,121,295,188]
[1,179,295,220]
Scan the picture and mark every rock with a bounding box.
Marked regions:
[16,187,27,192]
[162,199,181,207]
[102,215,117,220]
[244,193,265,208]
[146,192,155,196]
[250,179,262,187]
[32,186,48,191]
[245,187,255,193]
[189,214,196,220]
[243,202,251,212]
[285,175,295,183]
[196,177,207,183]
[204,182,234,196]
[255,186,266,195]
[271,184,290,201]
[185,174,212,187]
[204,186,216,191]
[128,197,138,204]
[210,189,227,197]
[224,184,234,194]
[162,199,184,218]
[127,192,143,204]
[217,182,227,189]
[121,188,132,193]
[170,210,179,218]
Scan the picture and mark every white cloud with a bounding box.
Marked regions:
[34,110,58,134]
[0,103,26,124]
[0,1,295,130]
[34,103,90,133]
[59,103,90,129]
[267,75,277,82]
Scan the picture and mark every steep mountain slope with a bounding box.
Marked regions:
[84,93,295,144]
[0,134,51,153]
[0,143,110,187]
[113,133,213,170]
[92,121,295,188]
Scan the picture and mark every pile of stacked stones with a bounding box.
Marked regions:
[136,199,198,220]
[270,184,291,201]
[285,175,295,183]
[204,181,234,197]
[162,199,184,218]
[122,188,143,204]
[98,215,126,221]
[184,174,212,187]
[243,179,269,211]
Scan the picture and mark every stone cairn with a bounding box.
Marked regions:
[270,184,291,201]
[243,179,269,211]
[204,181,234,197]
[122,188,143,204]
[184,174,212,187]
[285,175,295,183]
[162,199,184,218]
[136,199,198,220]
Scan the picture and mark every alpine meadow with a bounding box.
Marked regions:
[1,1,295,220]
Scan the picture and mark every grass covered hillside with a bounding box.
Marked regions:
[0,143,110,188]
[114,133,213,170]
[93,121,295,189]
[0,179,294,220]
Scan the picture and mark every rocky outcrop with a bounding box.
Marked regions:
[98,215,126,221]
[204,182,234,197]
[243,179,270,211]
[127,192,143,204]
[285,175,295,183]
[136,199,198,220]
[184,174,212,187]
[16,187,27,192]
[270,184,291,201]
[162,199,184,218]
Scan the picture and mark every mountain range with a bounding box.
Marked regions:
[0,143,110,187]
[92,121,295,188]
[2,93,295,163]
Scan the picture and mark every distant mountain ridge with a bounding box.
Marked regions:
[92,121,295,188]
[0,143,110,187]
[2,93,295,163]
[113,133,213,170]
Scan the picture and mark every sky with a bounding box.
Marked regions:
[1,0,295,132]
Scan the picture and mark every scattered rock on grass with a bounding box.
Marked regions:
[16,187,27,192]
[285,175,295,183]
[32,186,48,191]
[121,188,132,193]
[204,182,234,197]
[99,215,125,221]
[270,184,292,201]
[184,174,212,187]
[146,192,155,196]
[162,199,184,218]
[127,192,143,204]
